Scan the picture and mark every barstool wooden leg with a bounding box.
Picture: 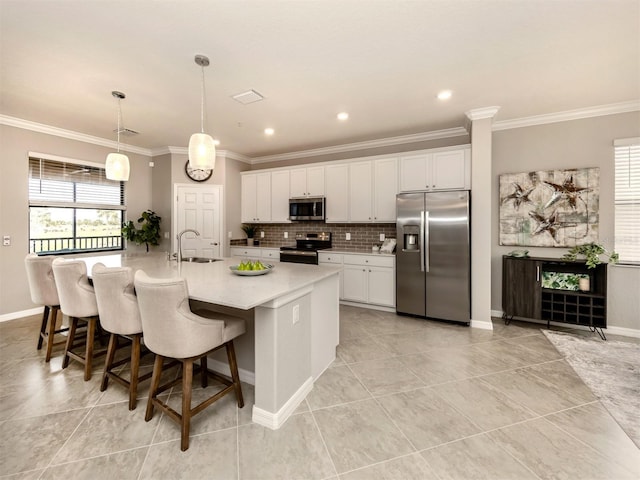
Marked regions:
[181,359,193,451]
[146,354,164,422]
[226,341,244,408]
[129,334,141,410]
[200,355,208,388]
[101,333,118,391]
[84,317,96,381]
[37,306,49,350]
[44,306,60,362]
[62,317,78,369]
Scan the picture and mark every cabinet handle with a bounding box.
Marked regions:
[536,265,540,282]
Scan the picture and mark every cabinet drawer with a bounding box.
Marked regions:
[343,254,394,268]
[230,247,261,257]
[318,252,343,264]
[261,248,280,261]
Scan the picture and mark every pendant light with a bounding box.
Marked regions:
[105,91,130,181]
[188,54,216,170]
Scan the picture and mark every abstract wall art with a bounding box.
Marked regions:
[499,168,599,247]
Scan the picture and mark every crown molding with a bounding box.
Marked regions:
[153,146,252,164]
[0,114,153,156]
[465,106,501,121]
[492,100,640,131]
[250,127,469,164]
[4,100,638,163]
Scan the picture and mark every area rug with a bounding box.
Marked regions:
[542,330,640,448]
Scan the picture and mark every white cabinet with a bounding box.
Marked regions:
[348,161,373,222]
[241,172,271,223]
[270,170,291,222]
[324,164,349,222]
[230,247,263,259]
[261,248,280,262]
[399,148,470,192]
[318,252,343,298]
[331,253,395,308]
[289,166,325,198]
[373,157,398,222]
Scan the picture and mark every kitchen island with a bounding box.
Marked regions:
[81,253,341,429]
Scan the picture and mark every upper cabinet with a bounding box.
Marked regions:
[270,170,291,223]
[347,157,398,223]
[289,166,325,198]
[399,148,470,192]
[325,164,349,222]
[241,172,271,223]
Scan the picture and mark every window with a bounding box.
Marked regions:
[614,138,640,264]
[28,156,125,254]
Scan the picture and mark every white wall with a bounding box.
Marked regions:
[492,111,640,332]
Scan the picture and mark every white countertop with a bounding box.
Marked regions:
[81,253,341,310]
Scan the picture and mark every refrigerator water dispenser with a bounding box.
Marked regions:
[402,226,420,251]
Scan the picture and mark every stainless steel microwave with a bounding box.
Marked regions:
[289,197,325,221]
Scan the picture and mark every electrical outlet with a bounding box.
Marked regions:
[2,235,10,246]
[346,233,351,241]
[379,233,385,242]
[260,231,265,238]
[228,231,232,239]
[164,232,170,239]
[292,304,299,325]
[284,232,289,239]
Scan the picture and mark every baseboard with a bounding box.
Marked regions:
[470,319,493,330]
[206,357,255,386]
[340,301,395,313]
[252,376,314,430]
[492,310,640,339]
[0,307,42,323]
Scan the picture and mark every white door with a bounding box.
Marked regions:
[175,184,223,259]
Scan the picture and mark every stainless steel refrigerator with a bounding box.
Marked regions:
[396,191,471,325]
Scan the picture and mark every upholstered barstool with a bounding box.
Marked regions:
[52,258,104,381]
[24,253,68,362]
[134,271,245,451]
[92,263,153,410]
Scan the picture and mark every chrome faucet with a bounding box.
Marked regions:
[177,229,200,262]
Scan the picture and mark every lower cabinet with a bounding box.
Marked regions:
[320,252,395,308]
[230,247,266,260]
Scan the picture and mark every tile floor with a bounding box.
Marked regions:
[1,305,639,479]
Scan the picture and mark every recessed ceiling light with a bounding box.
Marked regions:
[437,90,452,100]
[337,112,349,121]
[264,128,275,135]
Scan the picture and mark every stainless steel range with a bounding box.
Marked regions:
[279,232,332,265]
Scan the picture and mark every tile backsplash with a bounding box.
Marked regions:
[231,222,396,249]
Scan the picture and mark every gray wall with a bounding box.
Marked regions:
[492,111,640,331]
[0,124,153,315]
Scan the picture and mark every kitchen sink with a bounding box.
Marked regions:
[183,257,222,263]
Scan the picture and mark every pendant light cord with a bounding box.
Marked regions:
[116,97,122,153]
[200,64,206,134]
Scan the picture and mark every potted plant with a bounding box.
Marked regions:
[563,242,619,269]
[122,210,162,252]
[241,224,257,246]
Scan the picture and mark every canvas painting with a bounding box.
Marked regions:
[499,168,599,247]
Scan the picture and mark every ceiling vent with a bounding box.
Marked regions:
[231,89,265,105]
[113,127,139,136]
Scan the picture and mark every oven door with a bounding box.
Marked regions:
[279,249,319,265]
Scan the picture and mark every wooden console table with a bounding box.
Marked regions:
[502,255,608,339]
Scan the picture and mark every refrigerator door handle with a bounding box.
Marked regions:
[419,210,425,272]
[424,210,430,273]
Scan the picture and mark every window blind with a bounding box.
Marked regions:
[614,138,640,264]
[28,157,125,209]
